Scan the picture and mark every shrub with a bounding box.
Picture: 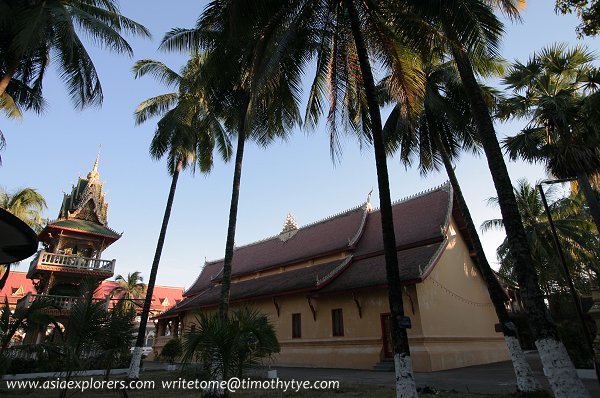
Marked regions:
[182,308,279,379]
[161,338,182,363]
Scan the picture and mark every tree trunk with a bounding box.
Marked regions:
[0,264,11,291]
[127,159,182,380]
[345,2,417,397]
[451,45,588,398]
[576,172,600,233]
[428,118,541,392]
[0,55,20,98]
[0,71,14,96]
[219,102,248,321]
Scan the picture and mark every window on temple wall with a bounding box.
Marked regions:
[332,308,344,337]
[292,313,301,338]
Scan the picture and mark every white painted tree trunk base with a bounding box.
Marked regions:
[394,354,418,398]
[127,347,143,380]
[535,337,589,398]
[504,335,542,392]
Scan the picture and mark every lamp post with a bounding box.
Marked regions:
[537,179,600,383]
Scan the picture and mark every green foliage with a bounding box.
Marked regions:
[0,295,58,352]
[110,271,146,312]
[0,186,47,232]
[483,179,600,295]
[132,54,233,176]
[182,308,279,379]
[160,338,183,364]
[500,43,600,179]
[556,0,600,36]
[548,293,597,368]
[0,0,150,108]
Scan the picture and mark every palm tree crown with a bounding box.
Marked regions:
[0,187,47,233]
[501,43,600,179]
[0,0,150,108]
[110,272,145,311]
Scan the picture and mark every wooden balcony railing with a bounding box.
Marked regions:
[28,250,115,276]
[18,293,109,311]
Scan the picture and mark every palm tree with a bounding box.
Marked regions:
[182,308,279,381]
[179,2,427,395]
[110,272,145,311]
[160,4,303,322]
[0,187,47,290]
[0,296,58,352]
[500,43,600,232]
[483,180,599,296]
[126,54,232,379]
[0,187,46,232]
[395,2,588,395]
[382,57,542,393]
[0,0,149,106]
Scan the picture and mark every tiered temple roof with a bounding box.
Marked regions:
[38,152,121,243]
[159,183,463,319]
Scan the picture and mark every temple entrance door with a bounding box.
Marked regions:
[381,313,393,358]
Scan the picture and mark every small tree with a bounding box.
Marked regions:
[160,338,182,364]
[182,308,279,381]
[97,302,137,380]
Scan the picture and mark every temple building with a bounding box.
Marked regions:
[154,183,510,371]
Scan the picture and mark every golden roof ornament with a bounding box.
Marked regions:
[279,212,298,242]
[87,145,101,183]
[366,189,373,212]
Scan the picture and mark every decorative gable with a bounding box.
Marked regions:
[11,285,24,297]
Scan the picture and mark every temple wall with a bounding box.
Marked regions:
[414,218,509,371]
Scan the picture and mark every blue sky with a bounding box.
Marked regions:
[1,2,597,289]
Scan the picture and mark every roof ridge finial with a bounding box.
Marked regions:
[366,188,373,212]
[87,144,101,182]
[279,211,299,242]
[281,211,298,233]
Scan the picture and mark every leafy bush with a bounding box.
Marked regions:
[161,338,182,363]
[183,308,279,379]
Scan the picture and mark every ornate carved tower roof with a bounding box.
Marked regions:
[58,150,109,226]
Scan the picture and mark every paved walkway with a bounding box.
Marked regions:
[144,352,599,396]
[265,352,599,396]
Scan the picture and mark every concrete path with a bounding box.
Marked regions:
[265,352,599,396]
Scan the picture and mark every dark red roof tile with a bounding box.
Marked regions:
[186,205,367,295]
[355,186,451,256]
[318,242,446,294]
[181,184,455,307]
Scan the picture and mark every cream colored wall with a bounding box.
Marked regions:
[414,218,509,370]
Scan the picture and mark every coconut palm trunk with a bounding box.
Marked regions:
[0,59,18,97]
[576,172,600,233]
[451,45,588,398]
[426,111,541,392]
[128,158,182,379]
[219,106,248,320]
[0,264,11,291]
[344,1,417,396]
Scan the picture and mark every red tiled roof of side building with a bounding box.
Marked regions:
[207,205,367,279]
[0,271,36,306]
[96,281,183,312]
